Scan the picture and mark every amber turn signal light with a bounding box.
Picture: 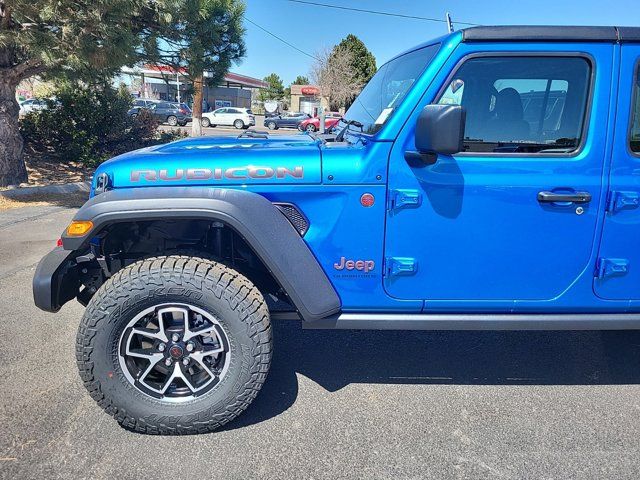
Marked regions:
[66,220,93,236]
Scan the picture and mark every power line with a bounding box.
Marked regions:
[244,17,319,60]
[286,0,479,26]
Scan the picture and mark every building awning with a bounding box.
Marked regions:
[121,65,268,89]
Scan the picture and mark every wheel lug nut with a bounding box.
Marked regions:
[186,343,194,352]
[182,358,190,366]
[165,358,172,367]
[172,333,180,342]
[158,343,166,352]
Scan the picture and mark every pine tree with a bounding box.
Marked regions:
[0,0,246,185]
[292,75,310,85]
[334,34,377,86]
[0,0,166,186]
[259,73,285,101]
[144,0,246,137]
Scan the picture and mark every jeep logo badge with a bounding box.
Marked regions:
[334,257,375,273]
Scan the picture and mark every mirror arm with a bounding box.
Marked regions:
[404,151,437,166]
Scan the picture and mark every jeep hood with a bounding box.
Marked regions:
[94,134,323,191]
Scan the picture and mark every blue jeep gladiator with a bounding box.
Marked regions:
[33,26,640,434]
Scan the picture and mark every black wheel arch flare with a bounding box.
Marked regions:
[36,187,341,321]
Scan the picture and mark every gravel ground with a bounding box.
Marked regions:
[2,205,640,479]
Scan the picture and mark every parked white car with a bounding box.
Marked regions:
[19,98,48,116]
[201,107,255,129]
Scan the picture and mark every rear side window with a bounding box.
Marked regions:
[437,56,591,154]
[631,62,640,154]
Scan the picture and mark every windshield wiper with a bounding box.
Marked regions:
[335,119,363,142]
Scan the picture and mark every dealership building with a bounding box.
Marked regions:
[121,65,268,110]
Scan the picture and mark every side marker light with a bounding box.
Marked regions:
[66,221,93,236]
[360,193,375,207]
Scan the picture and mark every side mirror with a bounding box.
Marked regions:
[406,104,466,165]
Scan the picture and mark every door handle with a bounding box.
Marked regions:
[537,191,592,204]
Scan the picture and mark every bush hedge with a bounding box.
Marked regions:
[21,84,186,167]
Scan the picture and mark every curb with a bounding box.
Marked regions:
[0,181,91,199]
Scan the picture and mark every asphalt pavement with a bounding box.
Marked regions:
[2,205,640,479]
[163,115,302,137]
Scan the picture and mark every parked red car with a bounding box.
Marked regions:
[298,112,342,132]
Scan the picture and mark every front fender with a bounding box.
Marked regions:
[41,187,341,321]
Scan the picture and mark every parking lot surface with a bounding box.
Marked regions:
[2,205,640,479]
[164,115,304,137]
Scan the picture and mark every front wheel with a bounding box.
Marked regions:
[201,117,211,128]
[76,256,272,434]
[305,124,316,132]
[267,121,277,130]
[233,119,245,129]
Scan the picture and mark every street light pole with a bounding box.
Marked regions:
[176,72,181,103]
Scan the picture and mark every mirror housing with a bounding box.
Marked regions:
[406,104,466,165]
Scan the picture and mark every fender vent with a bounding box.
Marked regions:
[274,203,309,236]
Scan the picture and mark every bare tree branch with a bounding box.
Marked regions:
[310,46,363,111]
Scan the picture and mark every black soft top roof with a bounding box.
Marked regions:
[462,26,640,43]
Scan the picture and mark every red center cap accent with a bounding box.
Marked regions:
[169,345,183,359]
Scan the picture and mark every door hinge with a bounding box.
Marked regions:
[606,191,639,213]
[596,258,629,279]
[385,257,418,277]
[388,189,421,211]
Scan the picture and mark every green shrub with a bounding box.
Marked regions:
[20,84,187,167]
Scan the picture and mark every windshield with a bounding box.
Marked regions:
[344,43,440,135]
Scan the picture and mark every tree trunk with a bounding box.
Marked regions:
[191,74,203,137]
[0,73,27,187]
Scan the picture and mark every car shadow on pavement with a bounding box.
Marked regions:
[223,320,640,431]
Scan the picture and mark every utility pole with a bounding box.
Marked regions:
[446,12,454,33]
[318,105,325,133]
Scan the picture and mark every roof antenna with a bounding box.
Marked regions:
[446,12,454,33]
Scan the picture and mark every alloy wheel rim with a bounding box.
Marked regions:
[118,303,231,403]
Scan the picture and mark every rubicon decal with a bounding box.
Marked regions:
[130,166,304,182]
[334,257,375,273]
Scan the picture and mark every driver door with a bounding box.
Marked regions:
[384,44,614,307]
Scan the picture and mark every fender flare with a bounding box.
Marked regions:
[60,187,341,321]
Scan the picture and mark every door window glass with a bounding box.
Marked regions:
[631,62,640,153]
[437,56,591,154]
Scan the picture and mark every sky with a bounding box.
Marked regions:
[234,0,640,85]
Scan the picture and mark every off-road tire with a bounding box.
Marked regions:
[76,255,272,435]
